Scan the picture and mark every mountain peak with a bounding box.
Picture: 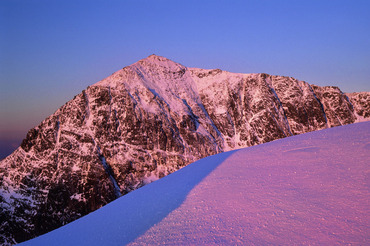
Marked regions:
[1,55,369,245]
[96,55,183,87]
[147,54,168,60]
[131,54,186,75]
[138,54,173,64]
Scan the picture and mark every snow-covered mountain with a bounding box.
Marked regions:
[20,121,370,245]
[1,55,369,245]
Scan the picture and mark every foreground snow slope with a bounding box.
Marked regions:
[21,122,370,245]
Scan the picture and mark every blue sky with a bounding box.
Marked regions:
[1,0,369,158]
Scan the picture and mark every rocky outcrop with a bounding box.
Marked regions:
[345,92,369,120]
[1,55,369,245]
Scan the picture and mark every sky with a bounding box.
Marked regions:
[1,0,370,159]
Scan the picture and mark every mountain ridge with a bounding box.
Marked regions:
[1,55,369,245]
[19,121,370,245]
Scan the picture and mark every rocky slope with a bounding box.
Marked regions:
[0,55,369,245]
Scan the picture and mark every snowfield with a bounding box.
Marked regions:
[21,122,370,245]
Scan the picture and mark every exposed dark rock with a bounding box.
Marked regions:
[0,55,369,245]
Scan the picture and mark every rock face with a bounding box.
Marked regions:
[0,55,369,245]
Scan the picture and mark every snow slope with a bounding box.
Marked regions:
[20,121,370,245]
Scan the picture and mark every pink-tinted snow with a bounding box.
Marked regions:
[21,122,370,245]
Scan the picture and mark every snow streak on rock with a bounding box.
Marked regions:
[0,55,369,245]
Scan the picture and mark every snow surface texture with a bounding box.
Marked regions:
[1,55,369,244]
[21,121,370,245]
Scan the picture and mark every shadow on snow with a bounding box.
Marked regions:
[21,150,238,246]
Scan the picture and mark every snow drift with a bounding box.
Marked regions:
[21,121,370,245]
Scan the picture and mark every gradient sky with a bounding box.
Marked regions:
[1,0,369,158]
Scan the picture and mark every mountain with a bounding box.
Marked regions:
[20,121,370,245]
[1,55,369,245]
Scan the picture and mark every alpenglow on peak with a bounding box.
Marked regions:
[0,55,369,245]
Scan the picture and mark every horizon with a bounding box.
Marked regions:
[1,0,370,158]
